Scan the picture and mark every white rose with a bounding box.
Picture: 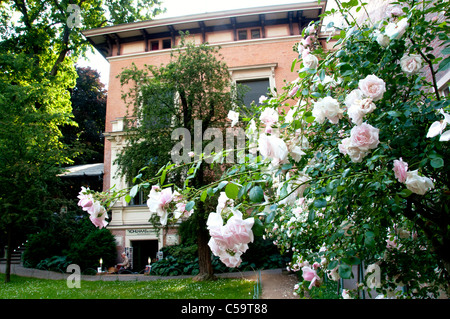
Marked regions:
[384,18,409,39]
[400,54,422,75]
[303,53,319,69]
[358,74,386,101]
[227,110,239,127]
[405,170,434,195]
[344,89,364,108]
[373,29,390,48]
[312,96,343,124]
[258,133,288,162]
[347,98,376,125]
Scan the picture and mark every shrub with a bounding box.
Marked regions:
[36,256,71,272]
[23,214,117,272]
[151,237,289,276]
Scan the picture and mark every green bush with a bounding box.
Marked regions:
[22,231,69,268]
[23,214,117,272]
[66,227,117,271]
[150,237,290,276]
[36,256,71,272]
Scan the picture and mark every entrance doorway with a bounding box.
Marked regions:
[131,240,159,273]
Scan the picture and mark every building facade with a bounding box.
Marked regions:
[83,2,328,271]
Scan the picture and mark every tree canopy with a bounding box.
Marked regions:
[0,0,164,282]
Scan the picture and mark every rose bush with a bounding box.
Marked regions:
[80,0,449,298]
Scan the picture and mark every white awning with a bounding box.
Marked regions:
[59,163,104,177]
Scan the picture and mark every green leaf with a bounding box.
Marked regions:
[266,210,276,224]
[438,56,450,72]
[398,188,412,198]
[430,157,444,169]
[388,111,402,117]
[364,231,375,247]
[291,58,297,72]
[125,195,132,203]
[252,217,265,237]
[185,201,195,212]
[318,69,326,81]
[160,169,167,185]
[342,256,361,265]
[327,260,339,270]
[130,185,139,198]
[308,210,315,223]
[313,198,327,208]
[200,189,208,202]
[338,264,352,279]
[249,186,264,203]
[225,182,239,200]
[218,181,228,190]
[305,115,315,123]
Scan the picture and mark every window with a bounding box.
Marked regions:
[162,39,172,49]
[238,30,248,40]
[237,78,270,108]
[151,41,159,51]
[237,28,262,41]
[251,29,261,39]
[129,189,146,206]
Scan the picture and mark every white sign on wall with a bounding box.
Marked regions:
[126,229,156,236]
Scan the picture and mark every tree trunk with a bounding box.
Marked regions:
[4,229,11,283]
[194,223,215,282]
[193,200,216,282]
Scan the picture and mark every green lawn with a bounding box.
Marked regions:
[0,274,255,299]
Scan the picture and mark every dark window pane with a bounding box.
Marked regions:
[237,78,270,111]
[151,41,159,51]
[238,30,248,40]
[251,29,261,39]
[162,39,171,49]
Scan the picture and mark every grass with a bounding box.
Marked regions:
[0,273,255,299]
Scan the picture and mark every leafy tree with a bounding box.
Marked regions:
[62,66,107,164]
[116,36,244,280]
[0,0,163,283]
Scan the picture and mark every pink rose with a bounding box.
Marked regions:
[358,75,386,101]
[301,266,321,290]
[225,214,254,246]
[350,123,380,151]
[147,186,174,225]
[339,123,380,163]
[207,209,254,268]
[258,134,289,162]
[77,187,94,210]
[288,85,300,97]
[393,158,408,183]
[259,107,279,133]
[347,98,376,125]
[301,35,315,47]
[88,201,108,229]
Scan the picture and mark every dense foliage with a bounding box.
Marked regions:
[23,212,117,273]
[0,0,163,282]
[85,0,449,298]
[150,238,290,276]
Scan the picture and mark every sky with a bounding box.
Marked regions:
[77,0,306,88]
